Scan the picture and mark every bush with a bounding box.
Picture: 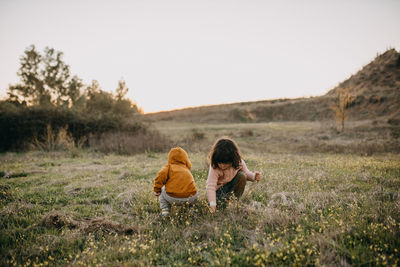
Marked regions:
[31,124,76,151]
[230,108,256,122]
[0,103,145,152]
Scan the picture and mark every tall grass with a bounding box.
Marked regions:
[32,124,76,151]
[88,130,170,154]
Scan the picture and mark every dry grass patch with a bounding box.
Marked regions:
[41,210,138,235]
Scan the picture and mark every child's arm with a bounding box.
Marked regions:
[206,165,218,209]
[241,159,262,182]
[154,165,169,195]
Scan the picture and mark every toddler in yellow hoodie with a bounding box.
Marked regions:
[153,147,198,216]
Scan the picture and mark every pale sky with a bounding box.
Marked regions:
[1,0,399,113]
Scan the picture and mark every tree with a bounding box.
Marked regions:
[42,47,71,106]
[85,80,114,114]
[7,45,83,107]
[331,88,355,132]
[83,79,142,115]
[115,78,129,101]
[67,76,84,106]
[112,78,141,115]
[8,45,44,105]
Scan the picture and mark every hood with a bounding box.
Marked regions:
[168,147,191,169]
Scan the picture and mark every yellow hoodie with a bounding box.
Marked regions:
[153,147,198,198]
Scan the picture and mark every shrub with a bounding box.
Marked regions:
[230,108,256,122]
[190,129,205,140]
[240,129,254,137]
[0,103,145,152]
[32,124,76,151]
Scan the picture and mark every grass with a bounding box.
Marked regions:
[152,120,400,155]
[1,121,400,266]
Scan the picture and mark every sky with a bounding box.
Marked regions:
[1,0,399,113]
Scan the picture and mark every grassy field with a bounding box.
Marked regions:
[1,121,400,266]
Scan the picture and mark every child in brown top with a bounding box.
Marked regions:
[154,147,198,216]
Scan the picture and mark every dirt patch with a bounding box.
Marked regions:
[83,218,137,235]
[41,210,80,229]
[41,210,137,235]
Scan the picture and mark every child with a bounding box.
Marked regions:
[206,138,262,212]
[154,147,198,216]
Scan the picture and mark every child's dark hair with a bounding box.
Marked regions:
[209,138,242,169]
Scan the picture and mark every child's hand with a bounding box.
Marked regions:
[209,205,216,213]
[254,171,262,182]
[154,191,161,196]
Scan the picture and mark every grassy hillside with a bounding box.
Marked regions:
[327,49,400,120]
[143,49,400,124]
[1,121,400,266]
[143,97,334,124]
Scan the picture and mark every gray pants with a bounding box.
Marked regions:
[159,186,198,212]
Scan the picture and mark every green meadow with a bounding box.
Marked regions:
[1,121,399,266]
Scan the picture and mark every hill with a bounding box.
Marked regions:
[327,48,400,120]
[143,49,400,123]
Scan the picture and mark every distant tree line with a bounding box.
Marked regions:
[0,45,152,152]
[6,45,142,115]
